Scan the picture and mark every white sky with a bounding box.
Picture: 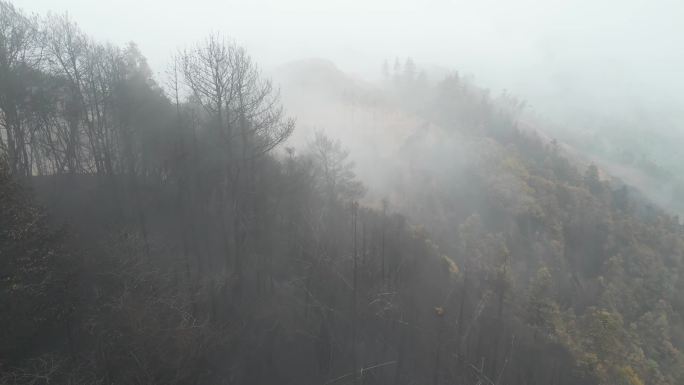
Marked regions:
[14,0,684,126]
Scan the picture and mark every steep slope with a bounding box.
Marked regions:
[273,59,476,206]
[544,115,684,217]
[275,59,684,385]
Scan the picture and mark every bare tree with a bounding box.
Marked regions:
[0,1,41,176]
[179,34,293,288]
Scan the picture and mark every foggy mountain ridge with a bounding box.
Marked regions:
[273,57,451,206]
[273,57,660,215]
[272,56,677,254]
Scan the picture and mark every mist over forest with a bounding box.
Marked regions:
[2,1,684,385]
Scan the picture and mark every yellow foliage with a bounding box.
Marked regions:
[441,255,459,275]
[618,366,644,385]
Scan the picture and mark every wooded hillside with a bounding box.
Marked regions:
[2,2,684,384]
